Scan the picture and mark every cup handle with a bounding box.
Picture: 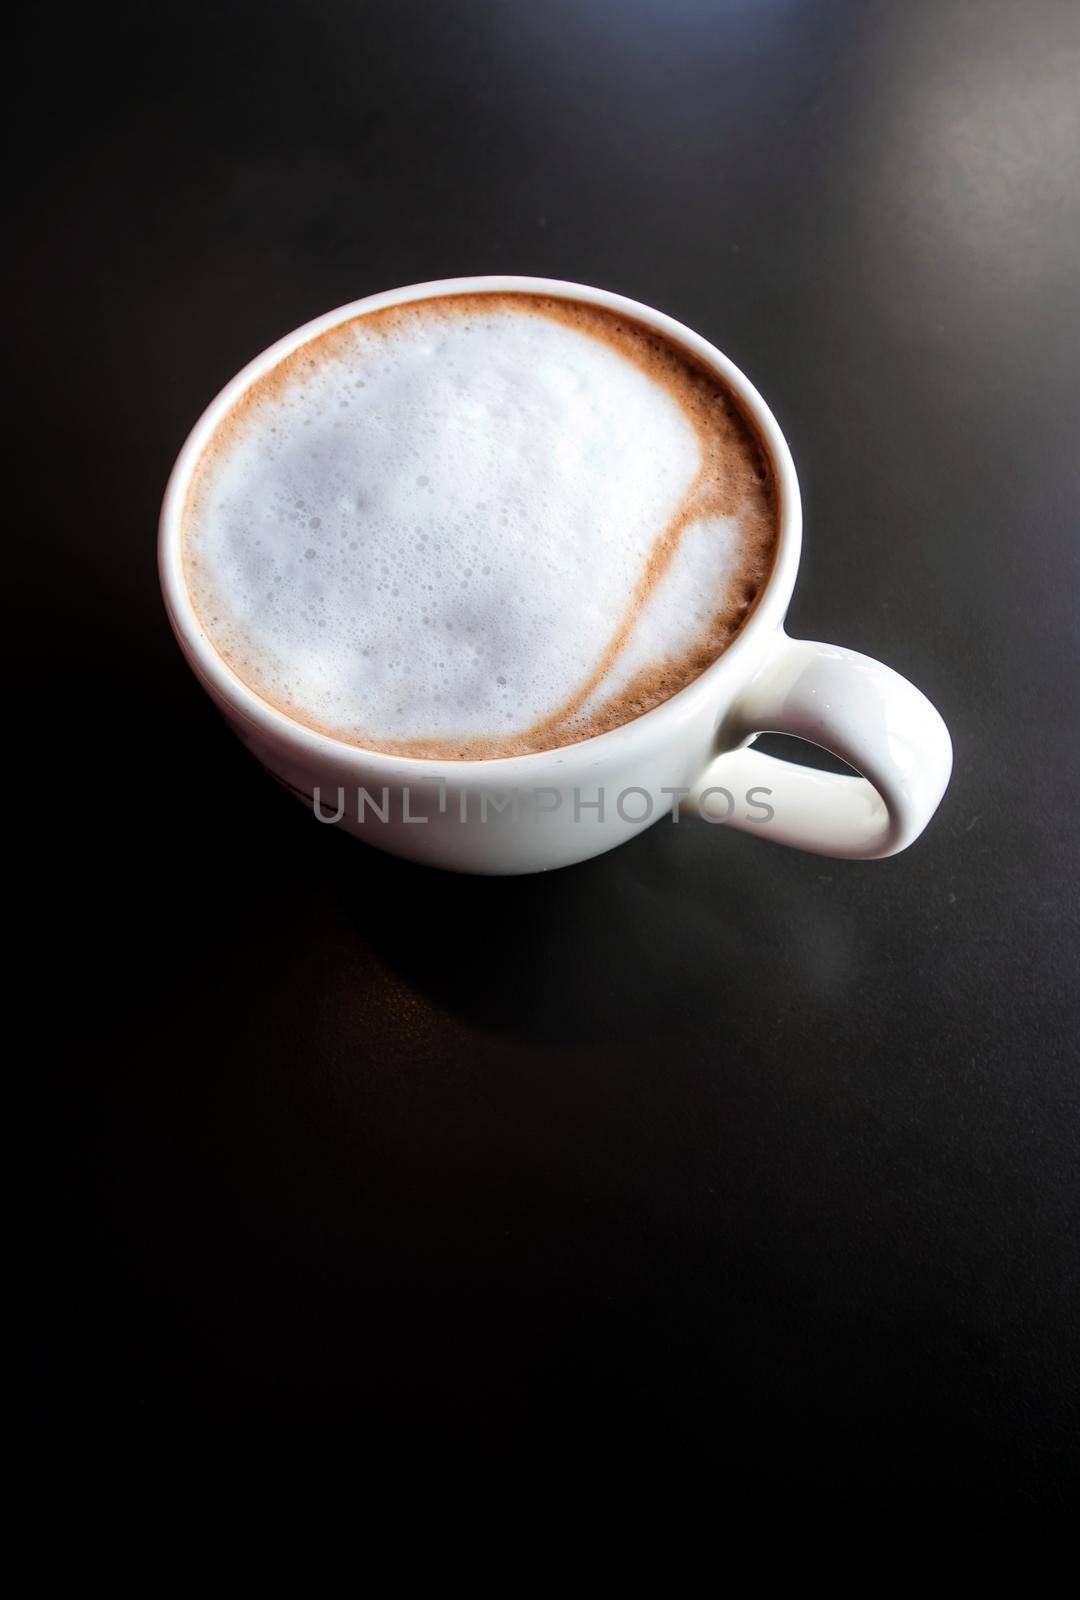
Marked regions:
[683,635,952,858]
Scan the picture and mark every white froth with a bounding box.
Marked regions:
[578,514,746,722]
[185,304,748,749]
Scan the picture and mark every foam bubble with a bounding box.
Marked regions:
[182,294,777,756]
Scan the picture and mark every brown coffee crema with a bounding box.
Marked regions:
[183,293,779,759]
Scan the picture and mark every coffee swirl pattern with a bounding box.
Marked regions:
[182,294,778,758]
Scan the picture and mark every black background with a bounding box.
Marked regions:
[16,2,1079,1501]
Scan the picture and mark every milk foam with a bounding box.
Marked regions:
[183,295,776,756]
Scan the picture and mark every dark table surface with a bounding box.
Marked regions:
[19,1,1078,1501]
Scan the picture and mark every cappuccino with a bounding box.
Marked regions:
[182,293,777,758]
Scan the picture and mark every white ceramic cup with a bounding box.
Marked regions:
[159,275,952,875]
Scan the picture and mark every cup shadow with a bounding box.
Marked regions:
[328,814,817,1050]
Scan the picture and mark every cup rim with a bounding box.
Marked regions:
[158,274,802,776]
